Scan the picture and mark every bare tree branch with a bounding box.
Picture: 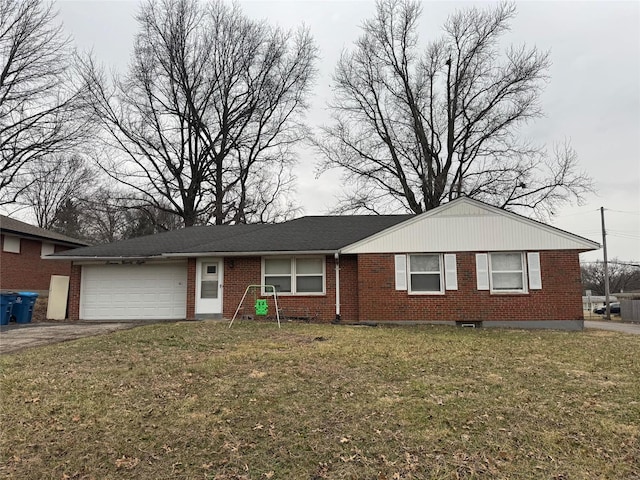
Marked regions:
[79,0,317,226]
[0,0,90,203]
[315,0,593,219]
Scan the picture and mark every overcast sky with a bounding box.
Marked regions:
[55,0,640,262]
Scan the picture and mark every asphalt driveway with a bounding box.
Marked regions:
[584,320,640,335]
[0,322,145,354]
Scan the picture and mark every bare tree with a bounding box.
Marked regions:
[79,0,316,226]
[582,260,640,295]
[316,0,592,218]
[17,154,94,229]
[0,0,89,204]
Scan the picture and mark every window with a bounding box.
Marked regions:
[263,257,325,294]
[489,252,525,292]
[408,254,443,293]
[3,236,20,253]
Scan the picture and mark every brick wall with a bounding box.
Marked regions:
[68,264,82,320]
[357,251,584,323]
[64,250,583,324]
[220,255,359,323]
[1,235,75,291]
[186,258,196,319]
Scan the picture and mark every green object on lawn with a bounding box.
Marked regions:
[255,299,268,316]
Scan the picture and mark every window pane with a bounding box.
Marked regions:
[410,273,441,292]
[265,275,292,293]
[201,280,218,298]
[296,276,323,293]
[205,265,217,275]
[265,258,291,274]
[296,258,323,274]
[491,253,522,271]
[410,254,440,273]
[492,272,523,290]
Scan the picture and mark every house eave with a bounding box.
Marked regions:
[162,250,340,258]
[47,255,160,262]
[2,229,88,248]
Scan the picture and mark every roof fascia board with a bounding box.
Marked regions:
[47,255,159,262]
[342,197,600,252]
[162,250,339,258]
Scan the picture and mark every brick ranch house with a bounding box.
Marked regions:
[50,197,600,330]
[1,215,88,292]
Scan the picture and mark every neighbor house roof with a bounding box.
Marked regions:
[0,215,88,247]
[51,215,414,259]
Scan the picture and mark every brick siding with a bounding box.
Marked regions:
[357,251,583,323]
[218,255,359,323]
[0,234,75,291]
[67,250,583,324]
[68,264,82,320]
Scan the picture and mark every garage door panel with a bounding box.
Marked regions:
[81,263,188,320]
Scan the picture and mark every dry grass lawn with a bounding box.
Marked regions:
[1,321,639,479]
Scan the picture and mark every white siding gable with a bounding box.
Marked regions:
[341,197,600,254]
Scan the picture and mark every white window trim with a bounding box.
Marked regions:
[262,256,326,296]
[407,253,445,295]
[489,252,528,294]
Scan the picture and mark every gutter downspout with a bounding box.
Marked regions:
[332,252,341,323]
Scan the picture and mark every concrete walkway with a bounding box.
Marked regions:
[584,320,640,335]
[0,322,143,355]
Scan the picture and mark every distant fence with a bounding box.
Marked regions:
[620,300,640,322]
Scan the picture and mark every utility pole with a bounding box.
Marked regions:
[601,207,611,320]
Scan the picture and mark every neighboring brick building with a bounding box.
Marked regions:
[52,197,600,330]
[1,215,87,292]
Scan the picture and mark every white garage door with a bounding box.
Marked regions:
[81,262,188,320]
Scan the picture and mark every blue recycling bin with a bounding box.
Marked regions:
[0,292,17,325]
[12,292,39,324]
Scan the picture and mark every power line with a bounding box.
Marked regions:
[607,209,640,215]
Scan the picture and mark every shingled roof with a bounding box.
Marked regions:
[0,215,88,247]
[51,215,414,259]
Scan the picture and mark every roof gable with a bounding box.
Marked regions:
[341,197,600,253]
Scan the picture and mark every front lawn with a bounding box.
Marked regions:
[1,322,638,479]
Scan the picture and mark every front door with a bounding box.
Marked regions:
[195,258,223,316]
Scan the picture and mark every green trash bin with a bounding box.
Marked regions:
[0,292,17,325]
[12,292,39,324]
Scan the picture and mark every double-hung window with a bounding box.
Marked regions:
[263,257,324,295]
[489,252,526,293]
[408,254,443,294]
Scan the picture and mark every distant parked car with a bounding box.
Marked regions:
[593,303,620,315]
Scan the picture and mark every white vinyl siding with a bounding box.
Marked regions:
[263,257,325,295]
[408,254,443,294]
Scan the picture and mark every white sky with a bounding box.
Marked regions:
[55,0,640,262]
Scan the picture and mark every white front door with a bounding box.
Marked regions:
[195,258,223,315]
